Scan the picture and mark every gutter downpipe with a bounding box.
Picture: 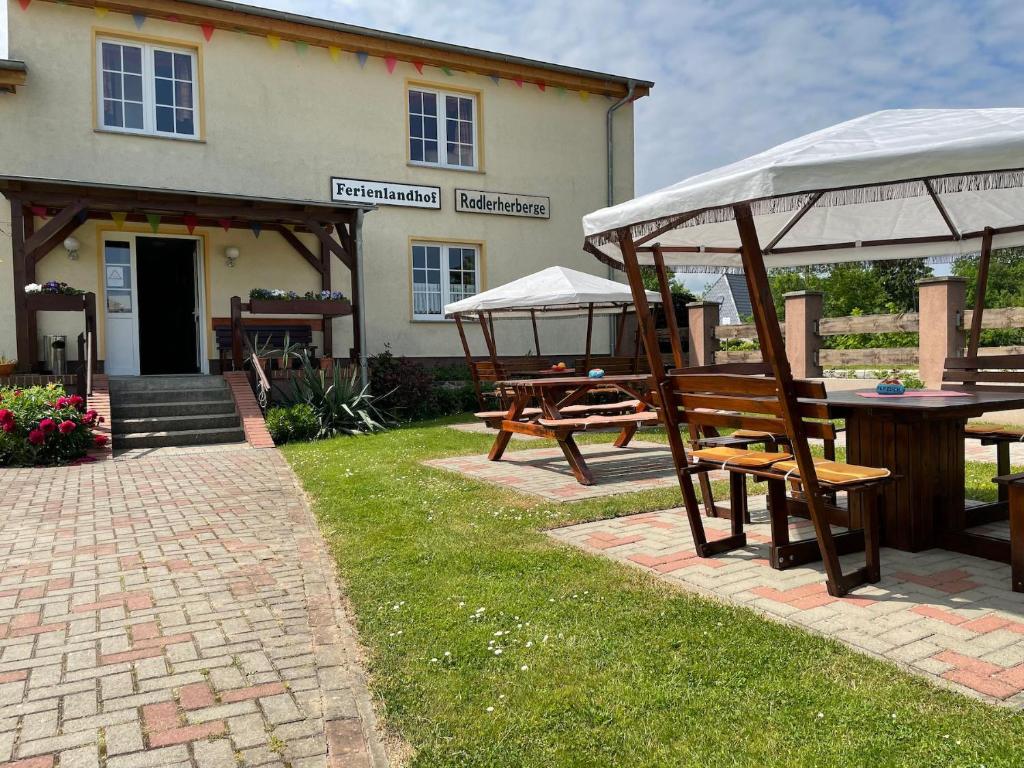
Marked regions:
[355,209,369,389]
[606,78,637,353]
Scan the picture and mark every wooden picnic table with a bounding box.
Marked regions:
[508,367,576,378]
[825,389,1024,554]
[488,374,655,485]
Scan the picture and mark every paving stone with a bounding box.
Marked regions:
[193,737,236,768]
[104,722,144,756]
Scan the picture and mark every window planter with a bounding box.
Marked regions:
[26,293,86,312]
[248,298,352,317]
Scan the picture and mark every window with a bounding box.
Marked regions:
[412,242,479,319]
[97,38,199,139]
[408,87,477,170]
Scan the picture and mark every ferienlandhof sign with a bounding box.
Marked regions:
[455,188,550,219]
[331,177,441,209]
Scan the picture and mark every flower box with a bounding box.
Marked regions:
[248,298,352,317]
[26,293,85,312]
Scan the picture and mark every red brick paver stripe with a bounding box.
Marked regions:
[0,757,55,768]
[221,682,287,703]
[224,371,275,448]
[149,721,227,748]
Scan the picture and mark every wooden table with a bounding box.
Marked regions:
[508,368,576,378]
[488,374,653,485]
[825,390,1024,553]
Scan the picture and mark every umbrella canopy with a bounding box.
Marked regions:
[583,108,1024,270]
[444,265,661,318]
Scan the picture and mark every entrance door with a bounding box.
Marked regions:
[137,237,199,375]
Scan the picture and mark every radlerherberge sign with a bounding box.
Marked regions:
[331,177,441,209]
[454,188,550,219]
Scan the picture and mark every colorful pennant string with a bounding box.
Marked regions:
[440,66,453,77]
[385,56,397,74]
[93,6,108,16]
[556,85,567,98]
[17,0,30,10]
[201,24,215,41]
[250,222,262,238]
[513,78,523,88]
[328,46,341,62]
[166,13,178,22]
[356,51,368,68]
[579,90,590,101]
[29,206,47,218]
[131,12,146,29]
[536,81,546,92]
[413,61,424,74]
[266,34,280,50]
[145,213,161,233]
[111,212,128,230]
[489,74,500,86]
[294,41,308,55]
[183,214,199,234]
[218,218,232,232]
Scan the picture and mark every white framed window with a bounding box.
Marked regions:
[97,38,199,139]
[412,242,479,320]
[408,87,477,170]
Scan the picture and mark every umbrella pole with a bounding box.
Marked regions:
[652,244,685,370]
[585,303,594,370]
[733,202,848,596]
[967,226,994,358]
[616,226,708,549]
[530,309,541,356]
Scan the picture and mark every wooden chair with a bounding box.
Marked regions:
[661,370,893,596]
[468,356,547,410]
[574,355,651,375]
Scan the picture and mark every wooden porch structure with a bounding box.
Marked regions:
[0,176,370,373]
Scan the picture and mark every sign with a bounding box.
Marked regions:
[105,265,125,288]
[330,177,440,209]
[455,188,549,219]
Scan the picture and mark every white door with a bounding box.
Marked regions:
[102,239,140,375]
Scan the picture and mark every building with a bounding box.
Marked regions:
[0,0,651,375]
[702,273,751,325]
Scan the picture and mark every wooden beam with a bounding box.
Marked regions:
[924,179,961,240]
[764,191,823,253]
[652,245,685,369]
[530,309,541,356]
[10,201,31,372]
[32,217,84,266]
[23,200,87,261]
[349,243,362,363]
[633,210,704,247]
[304,220,353,271]
[616,228,664,381]
[614,307,628,357]
[584,303,594,369]
[478,311,498,363]
[319,240,333,358]
[272,225,323,275]
[967,226,995,357]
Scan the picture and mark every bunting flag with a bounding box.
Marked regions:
[385,56,397,74]
[29,205,47,218]
[17,0,30,10]
[201,23,215,41]
[94,6,108,17]
[579,90,590,102]
[440,66,453,77]
[218,218,232,232]
[489,74,500,86]
[166,13,178,21]
[111,212,128,230]
[294,40,308,55]
[356,51,368,68]
[536,81,546,92]
[512,77,523,88]
[413,61,424,74]
[250,222,262,238]
[132,12,146,29]
[328,46,341,62]
[183,214,198,234]
[556,85,567,98]
[266,34,280,50]
[145,213,161,233]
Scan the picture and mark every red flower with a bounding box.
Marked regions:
[82,410,97,425]
[93,434,108,447]
[55,396,70,408]
[1,422,14,433]
[39,418,57,434]
[0,408,12,425]
[69,395,84,410]
[58,420,77,435]
[27,429,45,445]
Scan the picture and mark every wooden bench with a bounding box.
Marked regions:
[215,325,316,370]
[574,355,651,375]
[662,370,893,596]
[474,399,645,426]
[945,355,1024,502]
[468,357,549,410]
[992,473,1024,592]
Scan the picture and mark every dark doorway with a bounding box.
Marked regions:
[137,236,199,375]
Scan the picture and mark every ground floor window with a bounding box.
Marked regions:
[411,241,479,320]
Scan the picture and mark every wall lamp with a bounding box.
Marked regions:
[224,246,240,268]
[63,236,80,261]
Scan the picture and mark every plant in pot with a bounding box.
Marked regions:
[0,356,15,377]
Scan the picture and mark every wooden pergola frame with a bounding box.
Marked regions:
[0,177,369,373]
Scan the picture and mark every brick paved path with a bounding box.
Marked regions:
[0,446,386,768]
[551,499,1024,706]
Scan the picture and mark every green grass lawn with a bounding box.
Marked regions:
[284,420,1024,767]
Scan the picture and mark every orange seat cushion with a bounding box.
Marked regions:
[731,429,784,440]
[474,407,542,419]
[691,446,791,468]
[772,457,890,485]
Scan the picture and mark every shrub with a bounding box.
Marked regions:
[281,355,391,437]
[369,346,436,420]
[265,403,319,445]
[0,384,104,466]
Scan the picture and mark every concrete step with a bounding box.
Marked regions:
[112,399,238,419]
[108,375,228,393]
[114,413,241,433]
[113,427,246,449]
[116,387,233,404]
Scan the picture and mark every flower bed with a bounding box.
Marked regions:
[248,289,352,317]
[0,384,106,466]
[24,281,85,296]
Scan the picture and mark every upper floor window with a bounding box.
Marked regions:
[408,87,477,170]
[97,38,199,139]
[412,241,480,320]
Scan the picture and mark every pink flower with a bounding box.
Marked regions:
[58,420,76,435]
[55,396,70,408]
[82,410,97,425]
[27,429,45,445]
[2,421,14,433]
[69,395,84,410]
[0,408,12,425]
[39,418,57,434]
[93,434,108,447]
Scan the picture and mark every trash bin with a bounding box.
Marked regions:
[41,334,67,375]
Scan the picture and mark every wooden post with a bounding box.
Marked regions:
[530,309,541,356]
[349,232,362,363]
[918,276,966,388]
[230,295,244,371]
[584,303,594,369]
[652,245,685,369]
[967,226,994,357]
[24,209,37,371]
[478,311,498,362]
[83,292,97,384]
[784,290,823,378]
[733,202,850,596]
[10,200,31,372]
[614,307,628,356]
[686,301,719,366]
[320,240,333,359]
[455,314,483,409]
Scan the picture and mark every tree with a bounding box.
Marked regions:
[953,246,1024,309]
[871,259,932,311]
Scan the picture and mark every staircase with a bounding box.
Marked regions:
[110,375,246,450]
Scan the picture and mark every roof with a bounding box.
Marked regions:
[0,59,28,92]
[706,273,751,318]
[444,266,660,318]
[45,0,652,98]
[583,108,1024,270]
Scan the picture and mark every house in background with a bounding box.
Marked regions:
[0,0,652,376]
[702,273,751,325]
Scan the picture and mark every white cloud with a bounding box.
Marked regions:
[252,0,1024,196]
